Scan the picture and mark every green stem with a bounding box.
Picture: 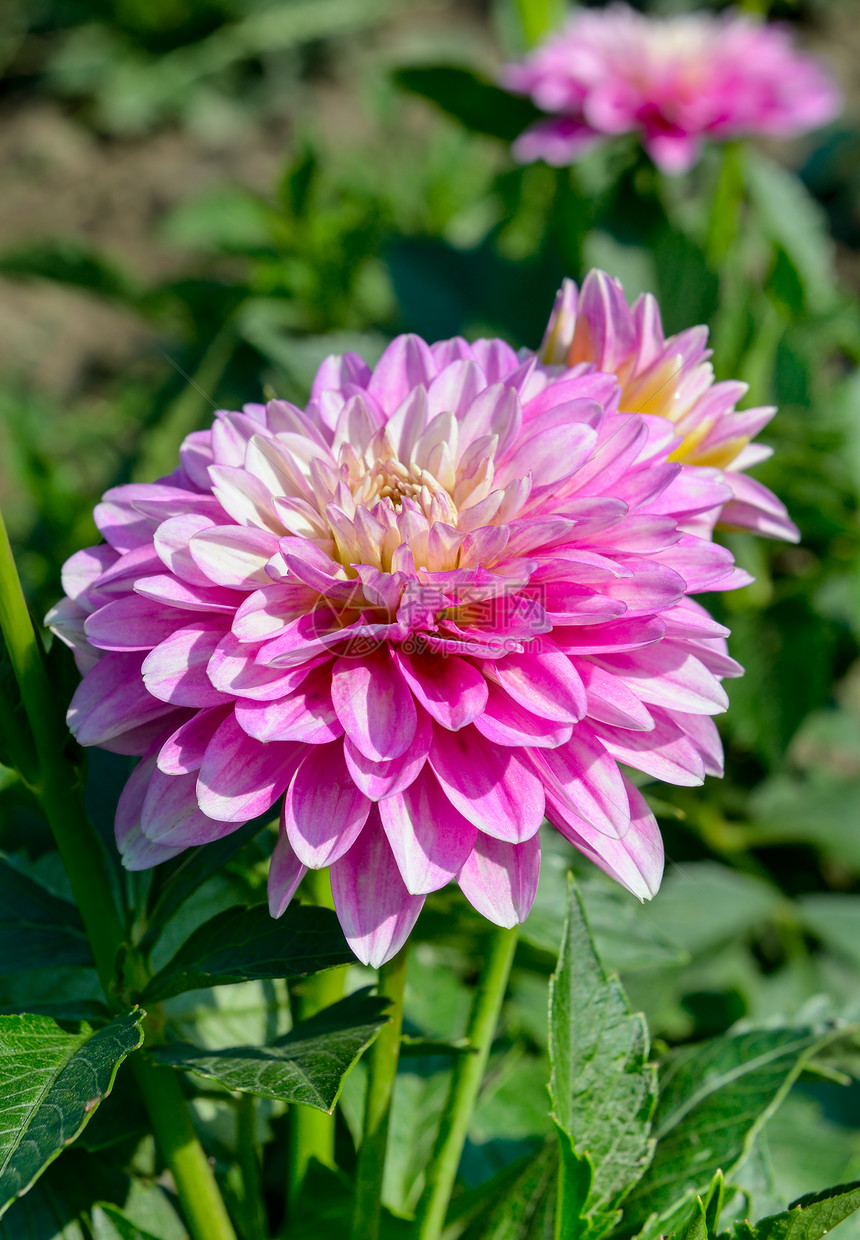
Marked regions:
[414,926,519,1240]
[350,945,409,1240]
[134,1058,239,1240]
[236,1092,268,1240]
[705,142,745,272]
[288,869,346,1208]
[0,509,238,1240]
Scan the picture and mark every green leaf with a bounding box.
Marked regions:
[723,1181,860,1240]
[0,855,91,975]
[797,895,860,970]
[619,1024,843,1237]
[142,904,354,1002]
[145,819,268,934]
[150,989,388,1112]
[0,1011,144,1217]
[0,241,141,306]
[746,155,838,314]
[635,862,781,959]
[459,1142,558,1240]
[393,66,543,141]
[89,1204,177,1240]
[675,1197,709,1240]
[548,876,656,1235]
[522,843,685,970]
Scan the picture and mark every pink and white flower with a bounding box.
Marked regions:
[502,4,840,174]
[49,332,751,966]
[540,270,798,542]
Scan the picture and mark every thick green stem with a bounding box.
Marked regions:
[236,1092,268,1240]
[288,869,346,1208]
[414,926,519,1240]
[134,1059,239,1240]
[350,945,409,1240]
[0,510,238,1240]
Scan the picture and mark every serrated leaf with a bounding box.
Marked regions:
[150,989,387,1112]
[142,904,353,1002]
[0,1012,144,1217]
[722,1181,860,1240]
[393,66,543,141]
[620,1024,843,1237]
[548,877,656,1233]
[0,855,91,976]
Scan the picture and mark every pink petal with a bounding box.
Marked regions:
[84,596,182,652]
[189,525,281,588]
[68,652,176,747]
[283,741,371,868]
[134,575,237,614]
[474,681,573,748]
[197,714,301,822]
[429,725,545,842]
[458,832,541,927]
[142,768,236,846]
[142,624,232,706]
[208,631,326,700]
[329,810,425,967]
[379,768,477,894]
[591,713,705,786]
[490,642,587,723]
[595,643,728,715]
[330,647,417,761]
[393,650,488,731]
[115,748,185,870]
[343,707,431,801]
[579,662,654,731]
[531,730,631,838]
[153,514,219,587]
[157,704,233,775]
[232,585,318,642]
[268,832,307,918]
[548,780,663,900]
[61,545,118,605]
[367,334,435,412]
[235,665,342,744]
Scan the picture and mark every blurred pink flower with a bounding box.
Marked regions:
[540,270,798,542]
[49,333,750,966]
[503,4,840,174]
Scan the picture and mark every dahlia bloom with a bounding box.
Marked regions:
[49,332,751,966]
[540,270,798,543]
[502,4,840,174]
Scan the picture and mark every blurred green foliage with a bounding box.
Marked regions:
[1,0,860,1235]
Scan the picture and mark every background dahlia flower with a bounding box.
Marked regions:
[49,331,755,966]
[541,270,799,543]
[502,4,840,174]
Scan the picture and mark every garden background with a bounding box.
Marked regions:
[2,0,860,1235]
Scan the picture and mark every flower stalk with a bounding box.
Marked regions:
[350,944,409,1240]
[0,508,238,1240]
[288,868,346,1207]
[414,925,519,1240]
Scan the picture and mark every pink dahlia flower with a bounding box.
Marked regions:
[48,333,751,966]
[502,4,840,174]
[540,270,798,543]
